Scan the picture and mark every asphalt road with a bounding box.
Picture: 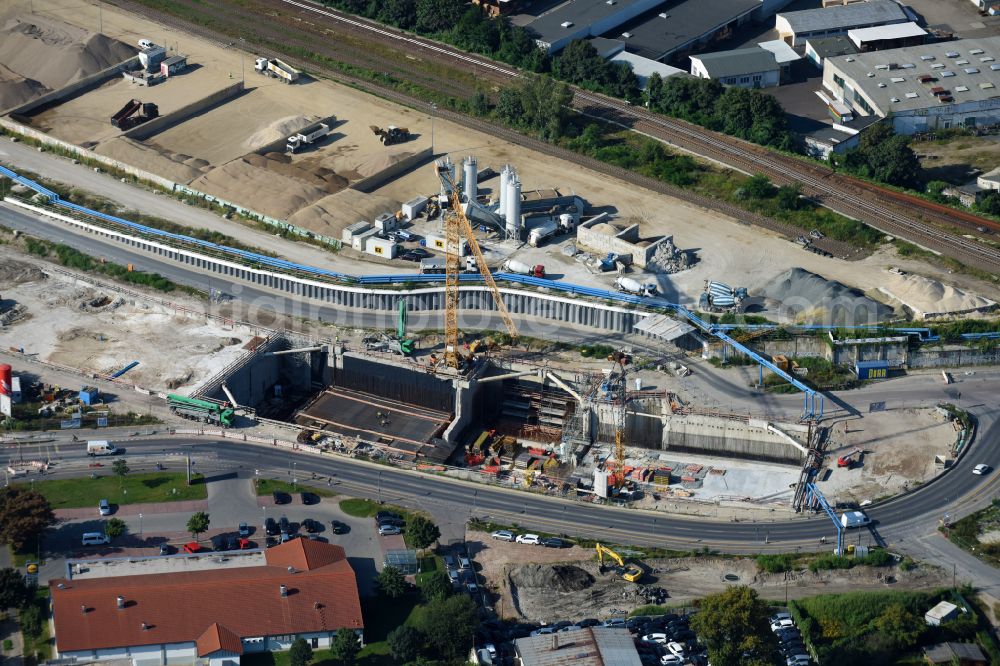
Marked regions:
[15,411,999,557]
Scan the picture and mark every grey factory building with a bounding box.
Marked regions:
[822,36,1000,134]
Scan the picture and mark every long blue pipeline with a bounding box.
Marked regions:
[2,164,832,417]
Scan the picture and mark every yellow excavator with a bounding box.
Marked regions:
[596,543,643,583]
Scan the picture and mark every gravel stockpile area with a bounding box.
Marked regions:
[879,271,997,318]
[761,267,895,325]
[0,13,134,109]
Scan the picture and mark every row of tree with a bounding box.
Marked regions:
[831,123,921,189]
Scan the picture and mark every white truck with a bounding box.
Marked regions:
[87,440,118,456]
[254,57,300,83]
[527,221,559,247]
[615,276,657,297]
[840,510,871,529]
[286,122,330,153]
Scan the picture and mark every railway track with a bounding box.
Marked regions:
[115,0,1000,272]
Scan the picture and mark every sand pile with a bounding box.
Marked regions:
[190,156,330,220]
[347,149,414,178]
[761,267,894,326]
[0,15,134,92]
[879,272,997,318]
[0,62,48,110]
[244,115,315,151]
[288,189,401,237]
[96,138,209,184]
[510,564,594,593]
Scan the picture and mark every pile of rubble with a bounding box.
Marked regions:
[647,236,695,274]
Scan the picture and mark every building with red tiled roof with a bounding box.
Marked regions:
[50,539,363,666]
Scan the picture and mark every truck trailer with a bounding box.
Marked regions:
[527,221,559,247]
[167,393,235,427]
[254,57,300,83]
[286,122,330,153]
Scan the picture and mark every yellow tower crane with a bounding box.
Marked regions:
[443,175,518,368]
[609,351,630,489]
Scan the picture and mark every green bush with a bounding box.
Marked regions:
[756,554,795,573]
[809,554,854,572]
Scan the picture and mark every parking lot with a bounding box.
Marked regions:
[41,473,386,595]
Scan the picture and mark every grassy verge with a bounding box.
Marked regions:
[894,240,999,284]
[943,499,1000,568]
[253,477,336,498]
[17,472,206,509]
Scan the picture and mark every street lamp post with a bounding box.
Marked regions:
[139,513,143,538]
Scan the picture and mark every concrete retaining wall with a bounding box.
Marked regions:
[663,414,804,465]
[0,117,178,190]
[4,57,141,117]
[350,146,434,193]
[123,81,245,141]
[910,348,1000,369]
[5,197,646,335]
[576,214,667,268]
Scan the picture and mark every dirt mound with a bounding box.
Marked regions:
[511,564,594,593]
[95,138,209,184]
[0,15,135,91]
[244,115,315,151]
[0,259,46,285]
[879,271,996,318]
[761,267,894,325]
[288,189,401,238]
[189,156,330,220]
[0,62,49,110]
[348,149,415,178]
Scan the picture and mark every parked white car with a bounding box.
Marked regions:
[490,530,516,541]
[516,533,540,545]
[771,618,794,632]
[666,641,686,657]
[641,633,668,644]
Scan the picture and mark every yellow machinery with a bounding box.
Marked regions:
[443,176,518,368]
[596,543,643,582]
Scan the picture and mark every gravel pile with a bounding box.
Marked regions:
[510,564,595,593]
[879,272,997,319]
[761,267,894,325]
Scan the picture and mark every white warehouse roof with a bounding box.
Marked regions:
[758,39,802,64]
[848,21,927,47]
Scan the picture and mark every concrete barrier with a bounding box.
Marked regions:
[350,146,434,193]
[123,81,245,141]
[0,117,178,191]
[4,57,141,117]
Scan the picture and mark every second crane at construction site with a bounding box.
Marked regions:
[442,168,518,369]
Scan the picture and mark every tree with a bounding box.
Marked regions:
[105,517,127,539]
[420,569,452,602]
[186,511,210,540]
[978,191,1000,216]
[289,637,313,666]
[330,629,359,665]
[776,184,803,210]
[0,568,31,610]
[873,603,924,649]
[0,487,56,553]
[387,625,424,663]
[408,516,441,550]
[376,565,407,598]
[690,586,777,666]
[416,594,478,659]
[113,458,130,487]
[851,124,921,187]
[415,0,464,33]
[743,174,775,199]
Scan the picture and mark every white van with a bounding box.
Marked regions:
[81,532,110,546]
[87,440,118,456]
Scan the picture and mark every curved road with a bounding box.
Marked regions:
[16,402,998,556]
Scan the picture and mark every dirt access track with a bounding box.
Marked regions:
[467,532,949,623]
[5,1,999,308]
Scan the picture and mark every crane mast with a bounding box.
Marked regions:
[443,175,518,368]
